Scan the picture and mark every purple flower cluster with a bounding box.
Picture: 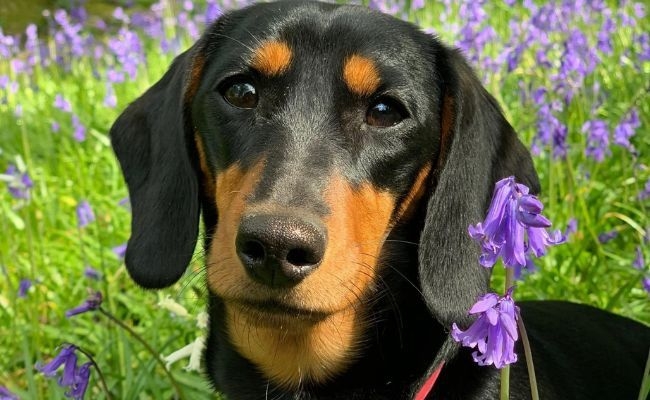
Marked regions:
[65,291,103,318]
[632,247,650,294]
[452,289,519,368]
[454,177,563,369]
[468,177,564,269]
[0,386,18,400]
[76,200,95,229]
[4,164,33,200]
[36,345,91,399]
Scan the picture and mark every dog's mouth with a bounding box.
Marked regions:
[229,298,333,326]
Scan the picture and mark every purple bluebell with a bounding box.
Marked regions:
[598,230,618,243]
[613,109,640,153]
[4,164,33,200]
[84,266,102,280]
[66,362,91,399]
[18,278,32,298]
[72,115,86,142]
[36,344,91,399]
[205,1,223,25]
[113,243,127,260]
[65,291,103,317]
[636,32,650,62]
[451,288,519,369]
[0,386,18,400]
[639,179,650,201]
[36,344,78,377]
[633,246,644,270]
[583,119,609,162]
[468,177,564,269]
[104,85,117,108]
[533,102,567,158]
[54,94,72,112]
[51,121,60,133]
[564,218,578,237]
[76,200,95,228]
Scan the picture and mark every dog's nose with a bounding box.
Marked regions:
[236,214,327,288]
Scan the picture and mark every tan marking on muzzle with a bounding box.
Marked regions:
[207,160,266,297]
[250,40,293,77]
[211,172,396,389]
[343,54,381,96]
[226,304,362,389]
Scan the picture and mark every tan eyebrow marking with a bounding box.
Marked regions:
[343,55,381,96]
[250,40,293,77]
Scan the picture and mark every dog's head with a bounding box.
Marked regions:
[110,0,538,389]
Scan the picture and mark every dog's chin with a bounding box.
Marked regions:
[228,299,336,329]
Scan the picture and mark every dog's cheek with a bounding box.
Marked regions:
[207,160,265,297]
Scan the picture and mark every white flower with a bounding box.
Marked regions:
[157,295,189,318]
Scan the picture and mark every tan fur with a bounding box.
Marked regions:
[395,163,432,221]
[343,55,381,96]
[250,41,293,76]
[194,134,215,197]
[438,94,455,168]
[226,303,363,388]
[207,170,396,388]
[184,52,205,103]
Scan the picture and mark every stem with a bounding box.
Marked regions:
[99,308,185,400]
[75,346,112,400]
[517,317,539,400]
[500,268,515,400]
[500,365,510,400]
[638,347,650,400]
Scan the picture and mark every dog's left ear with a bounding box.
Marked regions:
[418,45,540,328]
[110,40,206,289]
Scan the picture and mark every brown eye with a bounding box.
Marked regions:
[222,80,258,109]
[366,98,406,127]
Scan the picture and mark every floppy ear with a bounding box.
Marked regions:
[110,43,206,289]
[418,46,540,327]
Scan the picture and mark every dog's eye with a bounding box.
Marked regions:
[221,79,258,109]
[366,98,406,127]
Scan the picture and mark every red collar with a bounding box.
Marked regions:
[413,362,444,400]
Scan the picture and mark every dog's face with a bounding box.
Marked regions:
[110,0,539,391]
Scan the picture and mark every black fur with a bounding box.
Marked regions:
[110,2,650,399]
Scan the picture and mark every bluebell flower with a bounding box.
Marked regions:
[0,385,18,400]
[54,93,72,112]
[639,179,650,201]
[18,278,32,298]
[112,243,127,260]
[468,177,564,269]
[83,266,102,280]
[36,344,92,399]
[76,200,95,228]
[3,164,33,200]
[583,119,610,162]
[451,288,519,369]
[613,109,640,153]
[65,291,102,318]
[598,230,618,244]
[36,344,78,377]
[72,115,86,142]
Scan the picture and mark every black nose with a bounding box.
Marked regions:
[236,213,327,288]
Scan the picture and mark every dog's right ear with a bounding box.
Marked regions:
[110,42,206,289]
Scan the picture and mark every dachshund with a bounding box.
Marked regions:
[110,1,650,399]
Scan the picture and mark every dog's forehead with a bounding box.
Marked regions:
[212,1,431,75]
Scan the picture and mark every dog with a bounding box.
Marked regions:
[110,1,650,399]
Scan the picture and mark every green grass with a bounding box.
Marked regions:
[1,1,649,398]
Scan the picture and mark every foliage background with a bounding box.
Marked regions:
[1,0,648,398]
